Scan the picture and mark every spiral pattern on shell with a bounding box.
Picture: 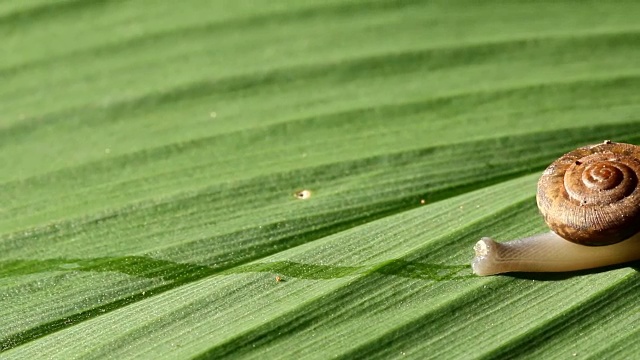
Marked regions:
[536,141,640,245]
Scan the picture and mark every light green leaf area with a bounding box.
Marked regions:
[2,1,640,359]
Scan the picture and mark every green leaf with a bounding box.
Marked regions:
[2,1,640,358]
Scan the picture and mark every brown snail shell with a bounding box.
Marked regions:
[536,141,640,245]
[472,141,640,276]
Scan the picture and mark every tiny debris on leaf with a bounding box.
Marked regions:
[294,190,312,200]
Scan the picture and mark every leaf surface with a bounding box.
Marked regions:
[2,1,640,359]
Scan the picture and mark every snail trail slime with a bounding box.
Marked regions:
[472,140,640,276]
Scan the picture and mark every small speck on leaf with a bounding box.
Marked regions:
[294,190,312,200]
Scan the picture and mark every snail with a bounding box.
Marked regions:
[472,140,640,276]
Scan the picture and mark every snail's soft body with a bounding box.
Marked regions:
[472,232,640,276]
[472,141,640,276]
